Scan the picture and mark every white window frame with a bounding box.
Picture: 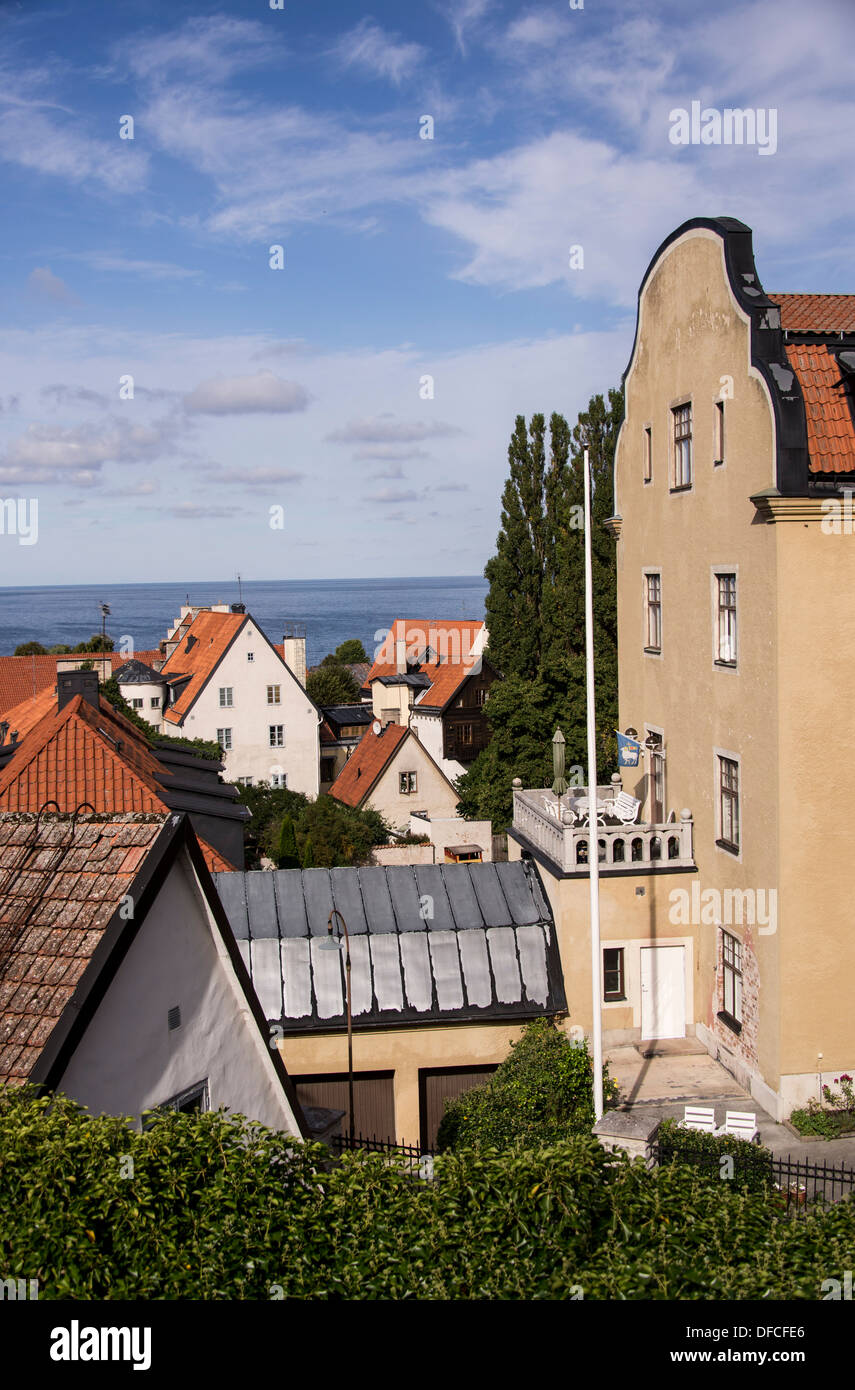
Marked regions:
[399,771,418,795]
[643,570,662,655]
[643,424,653,484]
[270,772,287,789]
[150,696,161,708]
[721,930,743,1026]
[131,698,144,709]
[714,748,742,859]
[267,685,281,705]
[218,687,233,708]
[216,727,232,751]
[247,652,255,663]
[269,725,284,748]
[713,569,738,667]
[671,401,693,491]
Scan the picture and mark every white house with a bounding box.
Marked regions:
[158,607,321,796]
[0,810,309,1137]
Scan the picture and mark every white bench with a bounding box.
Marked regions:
[609,791,642,824]
[677,1105,716,1134]
[715,1111,759,1144]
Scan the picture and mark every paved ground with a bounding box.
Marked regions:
[606,1040,855,1166]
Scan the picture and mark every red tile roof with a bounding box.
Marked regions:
[328,722,409,807]
[0,651,163,720]
[785,343,855,474]
[0,813,168,1084]
[159,611,246,724]
[0,696,233,874]
[363,619,485,709]
[770,294,855,335]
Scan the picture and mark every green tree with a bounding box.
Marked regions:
[73,634,114,653]
[13,640,47,656]
[334,639,368,664]
[277,816,300,869]
[457,390,623,829]
[306,664,360,706]
[301,836,315,868]
[48,644,72,654]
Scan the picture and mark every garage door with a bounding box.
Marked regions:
[294,1072,395,1144]
[419,1066,497,1150]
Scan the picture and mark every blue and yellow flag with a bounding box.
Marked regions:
[616,732,642,767]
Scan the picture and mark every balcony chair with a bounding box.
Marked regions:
[606,791,642,824]
[677,1106,717,1134]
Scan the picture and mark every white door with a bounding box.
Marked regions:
[640,946,685,1039]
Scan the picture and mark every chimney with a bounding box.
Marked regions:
[57,669,100,712]
[395,638,407,675]
[282,621,307,687]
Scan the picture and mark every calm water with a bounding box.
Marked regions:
[0,576,488,666]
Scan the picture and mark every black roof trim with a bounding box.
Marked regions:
[622,217,810,495]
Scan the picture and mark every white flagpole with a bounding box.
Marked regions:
[583,446,604,1122]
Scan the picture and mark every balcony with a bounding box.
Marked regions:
[511,783,695,876]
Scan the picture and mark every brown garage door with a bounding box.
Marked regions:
[419,1066,497,1150]
[294,1072,395,1144]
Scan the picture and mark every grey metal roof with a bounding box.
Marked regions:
[321,704,373,725]
[113,658,164,684]
[373,673,431,689]
[213,861,565,1032]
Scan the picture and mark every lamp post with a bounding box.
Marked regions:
[99,602,111,644]
[582,446,604,1123]
[319,909,354,1142]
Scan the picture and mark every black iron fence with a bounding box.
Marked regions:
[332,1133,429,1162]
[652,1143,855,1215]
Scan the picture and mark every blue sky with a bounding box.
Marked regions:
[0,0,853,584]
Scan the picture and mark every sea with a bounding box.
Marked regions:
[0,576,488,667]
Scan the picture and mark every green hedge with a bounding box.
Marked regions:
[2,1086,854,1300]
[655,1118,772,1195]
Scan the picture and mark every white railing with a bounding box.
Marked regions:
[512,788,694,874]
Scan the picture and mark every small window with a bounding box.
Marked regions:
[216,727,232,751]
[459,722,474,745]
[247,652,254,662]
[716,574,737,665]
[269,725,284,747]
[270,772,287,789]
[320,757,336,783]
[267,684,281,705]
[475,686,487,706]
[399,771,418,794]
[237,776,253,787]
[218,687,233,708]
[644,573,662,653]
[715,400,725,466]
[131,698,144,709]
[717,756,740,853]
[643,426,652,483]
[671,403,692,490]
[720,931,742,1027]
[147,1080,209,1124]
[150,697,161,708]
[603,947,625,1001]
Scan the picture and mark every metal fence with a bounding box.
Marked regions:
[652,1144,855,1215]
[331,1133,435,1179]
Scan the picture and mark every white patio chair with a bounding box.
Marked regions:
[611,791,642,824]
[715,1111,760,1144]
[677,1106,716,1134]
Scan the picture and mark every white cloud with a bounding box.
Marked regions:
[327,416,462,444]
[332,19,425,85]
[74,253,199,281]
[0,413,184,486]
[27,267,80,305]
[0,87,148,194]
[211,466,305,489]
[123,16,275,83]
[366,487,421,504]
[441,0,490,55]
[183,372,309,415]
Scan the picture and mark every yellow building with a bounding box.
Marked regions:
[512,216,855,1121]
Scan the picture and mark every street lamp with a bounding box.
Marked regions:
[319,908,354,1143]
[99,603,111,644]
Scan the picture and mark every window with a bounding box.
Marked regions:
[603,947,625,1001]
[237,776,253,787]
[150,696,160,708]
[269,725,284,747]
[643,426,652,483]
[147,1080,209,1125]
[648,732,665,822]
[715,400,725,466]
[216,727,232,750]
[671,403,692,489]
[721,931,742,1028]
[475,686,487,706]
[267,685,281,704]
[716,574,737,664]
[718,756,740,852]
[320,757,336,783]
[459,723,474,746]
[247,652,255,662]
[644,573,662,652]
[399,771,418,794]
[270,772,287,789]
[131,698,144,709]
[218,687,233,708]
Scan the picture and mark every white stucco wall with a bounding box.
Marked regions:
[176,620,321,795]
[410,710,466,782]
[119,680,167,731]
[409,814,493,861]
[57,848,303,1135]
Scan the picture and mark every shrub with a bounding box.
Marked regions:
[656,1118,772,1195]
[335,639,368,664]
[436,1018,618,1151]
[306,664,360,706]
[13,640,47,655]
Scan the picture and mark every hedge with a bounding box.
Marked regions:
[2,1086,854,1300]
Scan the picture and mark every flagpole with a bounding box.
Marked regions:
[583,446,604,1122]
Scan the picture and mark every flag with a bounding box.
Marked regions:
[616,731,642,767]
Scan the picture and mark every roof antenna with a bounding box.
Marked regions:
[237,572,244,606]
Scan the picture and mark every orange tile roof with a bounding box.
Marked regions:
[0,651,163,720]
[770,294,855,335]
[363,619,484,708]
[159,610,246,724]
[328,722,410,807]
[0,813,168,1084]
[0,696,233,874]
[1,684,60,742]
[785,343,855,474]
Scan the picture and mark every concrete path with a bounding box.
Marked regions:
[606,1041,855,1167]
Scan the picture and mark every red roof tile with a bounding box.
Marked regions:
[785,343,855,474]
[159,610,246,724]
[0,651,163,721]
[328,722,409,807]
[770,294,855,335]
[363,619,485,709]
[0,813,167,1084]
